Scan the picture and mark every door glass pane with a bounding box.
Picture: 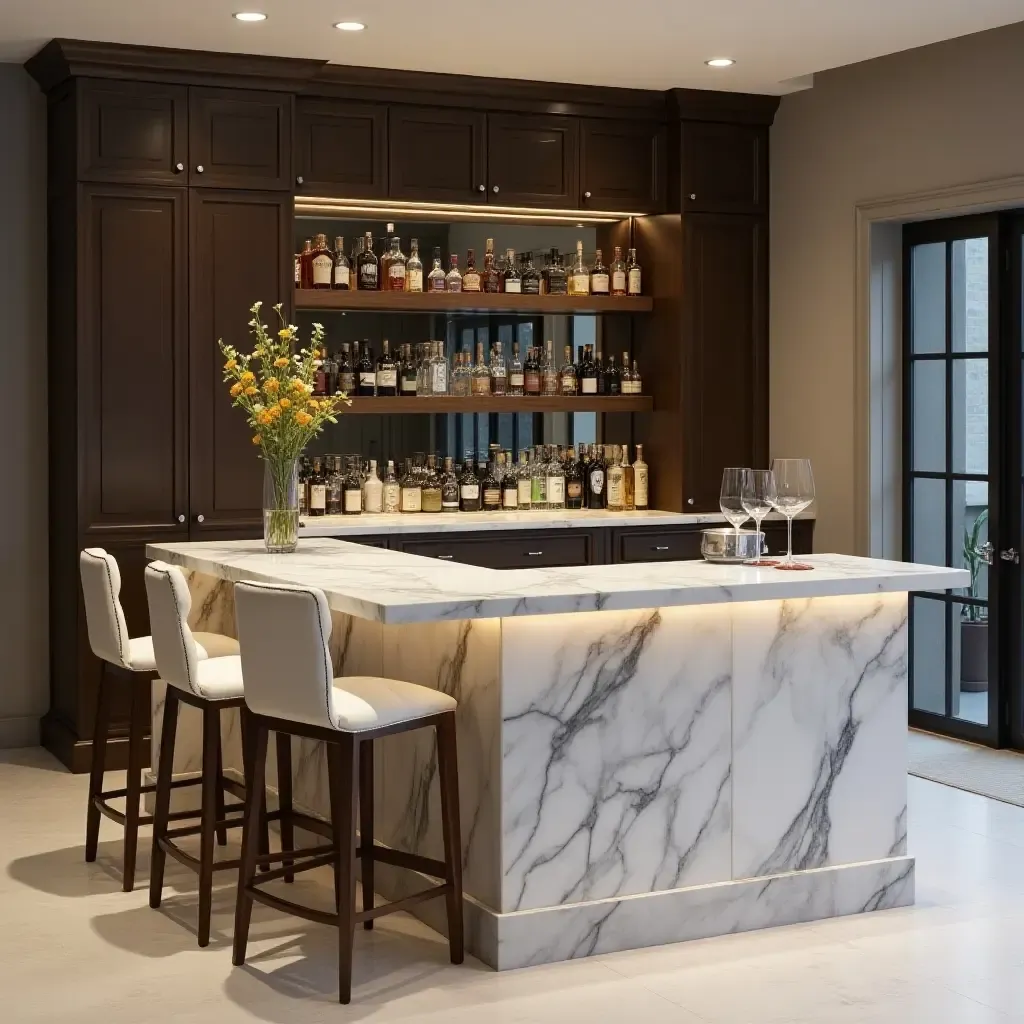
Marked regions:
[950,238,988,353]
[911,242,946,354]
[912,360,946,472]
[955,483,989,603]
[952,599,989,726]
[912,596,946,714]
[912,477,946,566]
[951,358,988,474]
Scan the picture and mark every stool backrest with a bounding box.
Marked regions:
[233,580,335,729]
[144,561,201,694]
[80,548,131,669]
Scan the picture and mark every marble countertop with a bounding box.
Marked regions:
[147,538,969,625]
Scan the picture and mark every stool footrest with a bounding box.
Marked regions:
[163,814,245,842]
[159,838,241,874]
[369,844,447,879]
[253,848,337,884]
[247,885,338,928]
[356,883,451,924]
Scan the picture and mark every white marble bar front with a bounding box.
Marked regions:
[146,538,966,969]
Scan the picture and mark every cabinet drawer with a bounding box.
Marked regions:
[616,528,703,563]
[393,530,595,569]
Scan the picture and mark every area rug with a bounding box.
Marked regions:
[908,728,1024,808]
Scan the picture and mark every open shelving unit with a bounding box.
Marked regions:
[334,395,652,414]
[294,289,653,315]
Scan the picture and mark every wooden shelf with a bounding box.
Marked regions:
[294,289,653,315]
[330,395,652,415]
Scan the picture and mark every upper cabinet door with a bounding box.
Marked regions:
[188,88,292,190]
[485,114,578,208]
[389,106,486,204]
[78,80,188,185]
[295,99,387,198]
[580,119,666,213]
[681,122,767,214]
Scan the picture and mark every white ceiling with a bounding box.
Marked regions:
[6,0,1024,94]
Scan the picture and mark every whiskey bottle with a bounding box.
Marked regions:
[406,239,423,292]
[399,459,422,513]
[590,249,609,296]
[541,339,559,396]
[326,456,343,514]
[481,459,501,512]
[459,457,481,512]
[363,459,383,513]
[568,241,590,296]
[626,248,642,296]
[605,352,621,395]
[384,236,407,291]
[610,245,627,296]
[503,249,521,293]
[421,455,443,513]
[631,358,643,395]
[521,252,541,295]
[399,343,417,396]
[312,233,333,290]
[376,339,398,397]
[524,346,541,396]
[430,341,449,395]
[508,341,524,395]
[463,249,482,292]
[530,446,548,509]
[633,444,649,510]
[545,446,566,510]
[428,247,446,291]
[606,446,625,512]
[343,457,363,515]
[482,238,502,292]
[500,452,518,509]
[308,456,327,516]
[621,444,635,511]
[580,345,598,395]
[565,448,584,509]
[445,254,463,292]
[560,344,578,395]
[299,238,314,289]
[382,460,400,513]
[441,457,460,512]
[357,341,376,397]
[516,450,533,509]
[336,343,354,394]
[332,236,350,290]
[595,348,606,394]
[357,232,379,290]
[471,341,491,397]
[547,249,568,295]
[450,351,470,397]
[490,340,508,395]
[587,446,607,509]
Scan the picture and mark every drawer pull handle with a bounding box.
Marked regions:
[526,550,544,556]
[653,545,670,551]
[437,554,454,560]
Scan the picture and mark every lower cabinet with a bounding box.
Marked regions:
[390,529,605,569]
[611,519,815,564]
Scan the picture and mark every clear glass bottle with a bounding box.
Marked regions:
[326,455,343,514]
[621,445,635,511]
[565,448,584,509]
[357,231,379,291]
[427,246,446,291]
[459,457,481,512]
[450,351,470,397]
[430,341,449,395]
[311,232,333,290]
[482,238,501,293]
[343,456,363,515]
[462,248,481,292]
[503,248,521,293]
[530,446,548,509]
[471,341,491,397]
[481,458,502,511]
[441,456,460,512]
[399,458,422,513]
[541,339,559,396]
[546,446,566,510]
[376,339,398,397]
[590,248,609,296]
[568,241,590,296]
[610,245,627,296]
[332,236,350,290]
[490,340,507,395]
[406,238,423,292]
[587,445,607,509]
[363,459,383,513]
[626,248,642,296]
[521,251,541,295]
[384,236,407,291]
[547,249,568,295]
[560,344,577,395]
[508,341,524,395]
[421,454,442,513]
[382,459,400,513]
[516,450,533,509]
[445,254,463,292]
[500,452,518,509]
[606,446,625,512]
[633,444,649,510]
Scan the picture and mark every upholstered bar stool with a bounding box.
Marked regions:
[144,560,271,947]
[232,580,464,1005]
[79,548,239,892]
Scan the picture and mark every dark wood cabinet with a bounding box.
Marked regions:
[612,520,813,564]
[188,88,292,190]
[388,106,486,204]
[189,189,292,532]
[580,119,666,213]
[295,99,387,197]
[486,114,578,208]
[392,529,601,569]
[681,122,767,214]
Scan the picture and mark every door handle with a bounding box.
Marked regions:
[526,551,544,556]
[652,545,669,551]
[1000,548,1019,564]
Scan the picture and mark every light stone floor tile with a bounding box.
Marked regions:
[3,748,1024,1023]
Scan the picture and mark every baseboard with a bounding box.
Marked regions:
[0,715,41,750]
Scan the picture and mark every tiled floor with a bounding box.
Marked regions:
[3,746,1024,1023]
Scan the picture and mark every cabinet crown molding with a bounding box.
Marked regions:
[668,87,780,126]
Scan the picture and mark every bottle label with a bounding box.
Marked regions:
[389,264,406,285]
[383,485,400,513]
[612,270,626,292]
[294,258,301,283]
[429,276,446,292]
[360,265,378,288]
[591,272,609,294]
[310,484,326,511]
[442,498,460,510]
[471,377,491,397]
[504,279,522,293]
[364,486,383,513]
[628,268,642,295]
[509,372,525,388]
[344,489,362,512]
[338,372,355,393]
[525,372,541,393]
[463,273,481,292]
[543,371,559,394]
[460,484,480,500]
[548,280,568,295]
[334,266,349,289]
[517,479,532,505]
[581,377,597,394]
[408,269,423,292]
[431,364,448,394]
[422,490,442,512]
[522,278,540,295]
[608,477,623,505]
[589,470,605,495]
[312,255,333,286]
[484,487,501,506]
[502,488,518,509]
[376,369,397,388]
[447,278,462,292]
[400,487,422,512]
[571,273,590,294]
[547,477,565,503]
[401,376,417,394]
[561,378,576,395]
[567,481,583,501]
[359,372,376,388]
[635,468,649,507]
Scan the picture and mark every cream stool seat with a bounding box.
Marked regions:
[328,676,455,731]
[125,633,240,673]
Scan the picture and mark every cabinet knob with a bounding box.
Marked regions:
[174,162,184,173]
[177,514,185,523]
[526,550,543,556]
[687,498,694,506]
[584,191,592,199]
[196,514,205,523]
[492,185,500,194]
[437,554,454,560]
[296,175,304,186]
[196,165,205,174]
[478,184,486,192]
[689,193,696,200]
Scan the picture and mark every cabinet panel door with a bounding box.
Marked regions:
[683,213,768,509]
[79,185,189,534]
[295,99,387,198]
[389,106,486,204]
[681,122,766,214]
[580,118,666,212]
[189,88,292,190]
[189,190,292,531]
[486,114,578,208]
[78,80,189,185]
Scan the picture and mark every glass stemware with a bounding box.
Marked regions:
[770,458,815,570]
[720,467,750,536]
[741,469,779,567]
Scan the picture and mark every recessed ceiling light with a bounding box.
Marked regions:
[234,11,267,21]
[335,20,366,31]
[705,57,735,67]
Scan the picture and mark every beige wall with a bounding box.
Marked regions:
[771,20,1024,554]
[0,64,47,747]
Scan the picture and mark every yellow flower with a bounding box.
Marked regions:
[263,378,279,394]
[223,358,237,371]
[268,405,282,419]
[257,410,273,426]
[252,434,262,445]
[308,399,319,410]
[294,411,313,426]
[244,386,258,396]
[240,371,255,385]
[290,378,306,393]
[274,357,289,368]
[278,329,293,339]
[278,397,291,409]
[229,382,243,397]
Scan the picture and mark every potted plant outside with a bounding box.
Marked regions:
[961,508,989,691]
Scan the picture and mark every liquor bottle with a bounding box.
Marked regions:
[298,456,309,517]
[631,358,643,395]
[322,347,338,396]
[332,236,350,290]
[633,444,649,510]
[350,236,363,290]
[568,241,590,296]
[500,452,518,509]
[294,250,302,288]
[565,448,584,509]
[503,249,521,293]
[299,239,314,289]
[357,232,379,290]
[521,252,541,295]
[490,340,508,395]
[428,247,446,291]
[546,447,566,510]
[580,345,598,395]
[626,248,642,296]
[406,239,423,292]
[459,458,481,512]
[547,249,568,295]
[363,459,383,513]
[530,446,548,509]
[308,456,327,516]
[396,343,414,396]
[382,460,400,513]
[508,341,524,396]
[311,233,333,290]
[430,341,449,395]
[450,351,469,397]
[587,445,607,509]
[376,339,398,397]
[441,457,460,512]
[524,346,541,396]
[357,341,375,396]
[482,238,501,293]
[471,341,491,397]
[590,249,609,296]
[399,459,422,513]
[560,344,578,395]
[541,339,559,396]
[481,458,502,512]
[516,450,533,509]
[606,446,625,512]
[326,456,343,514]
[445,254,463,292]
[595,348,606,394]
[463,249,481,292]
[610,245,627,296]
[385,236,408,291]
[621,444,635,511]
[605,352,621,395]
[421,455,443,513]
[343,457,364,515]
[336,343,354,394]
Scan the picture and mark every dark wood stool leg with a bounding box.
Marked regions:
[276,732,294,883]
[233,714,268,968]
[436,713,464,964]
[85,665,112,863]
[121,677,149,892]
[197,704,220,947]
[215,729,227,847]
[328,735,358,1005]
[149,686,179,910]
[359,738,374,929]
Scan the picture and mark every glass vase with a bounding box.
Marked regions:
[263,457,299,553]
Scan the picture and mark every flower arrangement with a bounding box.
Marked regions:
[219,301,350,550]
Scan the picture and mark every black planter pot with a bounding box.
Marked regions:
[960,620,989,692]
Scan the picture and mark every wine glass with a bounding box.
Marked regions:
[741,469,778,567]
[770,458,815,570]
[720,468,750,536]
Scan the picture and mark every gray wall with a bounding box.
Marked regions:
[0,64,47,747]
